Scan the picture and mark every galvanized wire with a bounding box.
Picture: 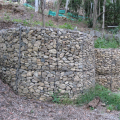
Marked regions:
[15,25,22,93]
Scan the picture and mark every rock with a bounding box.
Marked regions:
[88,97,100,108]
[27,71,32,77]
[59,84,66,89]
[106,109,111,113]
[23,38,28,44]
[46,97,53,101]
[38,82,44,87]
[34,41,41,47]
[49,49,57,54]
[13,7,24,15]
[74,76,80,81]
[90,30,95,37]
[33,47,38,51]
[29,88,34,93]
[37,35,42,39]
[64,71,73,76]
[101,103,106,107]
[34,71,38,77]
[59,53,64,58]
[23,88,29,94]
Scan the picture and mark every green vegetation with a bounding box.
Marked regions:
[23,19,29,26]
[107,105,114,111]
[4,14,10,21]
[51,84,120,111]
[87,18,93,28]
[51,90,73,105]
[108,25,120,34]
[59,23,74,30]
[12,18,42,26]
[51,91,61,104]
[30,110,34,113]
[94,37,120,48]
[32,21,42,25]
[12,19,22,23]
[76,84,120,111]
[45,20,55,27]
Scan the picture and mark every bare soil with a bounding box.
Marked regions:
[0,79,120,120]
[0,2,89,31]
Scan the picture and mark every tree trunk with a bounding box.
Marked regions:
[35,0,38,12]
[41,0,45,27]
[55,0,62,22]
[82,0,85,19]
[99,0,100,16]
[38,0,41,13]
[90,2,92,19]
[65,0,70,13]
[93,0,98,28]
[102,0,106,32]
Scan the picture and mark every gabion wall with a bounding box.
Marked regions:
[0,27,95,101]
[95,49,120,91]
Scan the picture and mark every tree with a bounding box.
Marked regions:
[65,0,70,13]
[55,0,62,21]
[92,0,107,28]
[102,0,106,32]
[41,0,45,27]
[35,0,38,12]
[93,0,98,28]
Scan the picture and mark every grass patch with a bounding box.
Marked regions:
[51,84,120,110]
[12,18,42,26]
[51,90,73,105]
[12,18,23,23]
[45,20,55,27]
[75,84,120,110]
[4,14,10,21]
[59,23,74,30]
[32,21,42,25]
[94,37,120,48]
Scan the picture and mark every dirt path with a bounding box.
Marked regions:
[0,79,120,120]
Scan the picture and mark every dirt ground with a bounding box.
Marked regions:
[0,79,120,120]
[0,2,88,31]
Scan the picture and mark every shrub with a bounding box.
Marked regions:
[75,84,120,110]
[94,37,120,48]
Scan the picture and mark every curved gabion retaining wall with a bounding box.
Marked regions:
[0,27,95,100]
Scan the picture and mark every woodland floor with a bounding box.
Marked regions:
[0,1,89,31]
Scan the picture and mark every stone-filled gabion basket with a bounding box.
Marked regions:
[0,26,95,101]
[95,49,120,91]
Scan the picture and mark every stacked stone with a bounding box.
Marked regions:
[0,26,95,101]
[95,49,120,91]
[0,28,20,90]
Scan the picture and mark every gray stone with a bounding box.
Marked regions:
[27,71,32,77]
[49,49,57,54]
[64,71,73,76]
[90,30,95,37]
[74,76,80,81]
[59,84,66,89]
[23,88,29,94]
